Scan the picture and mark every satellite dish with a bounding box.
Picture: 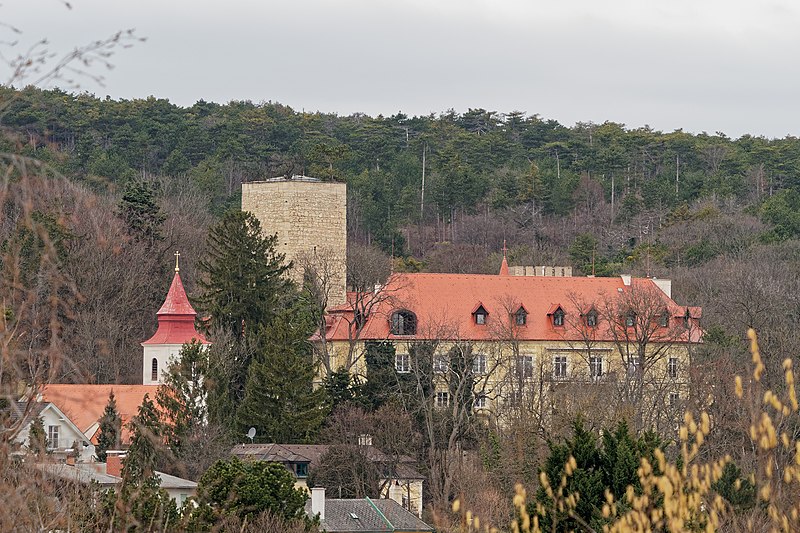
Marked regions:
[247,427,256,443]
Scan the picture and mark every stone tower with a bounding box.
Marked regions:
[242,176,347,307]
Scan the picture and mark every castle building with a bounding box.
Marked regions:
[318,255,702,430]
[141,256,210,385]
[242,176,347,307]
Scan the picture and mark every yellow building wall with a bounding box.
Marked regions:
[322,338,692,423]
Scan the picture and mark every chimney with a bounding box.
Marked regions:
[311,487,325,520]
[106,450,125,478]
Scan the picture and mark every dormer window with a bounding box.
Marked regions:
[390,309,417,335]
[659,310,669,328]
[552,308,565,327]
[473,304,489,325]
[625,311,636,327]
[514,306,528,326]
[585,309,598,328]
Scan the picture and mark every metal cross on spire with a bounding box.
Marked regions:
[502,239,508,259]
[174,250,181,273]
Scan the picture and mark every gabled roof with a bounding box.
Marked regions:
[231,443,424,479]
[39,385,159,444]
[306,497,433,532]
[321,273,702,343]
[142,270,210,346]
[230,443,312,464]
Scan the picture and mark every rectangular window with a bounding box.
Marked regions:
[625,313,635,327]
[433,354,449,374]
[475,312,486,325]
[586,313,598,327]
[515,311,527,326]
[474,394,487,410]
[589,355,603,378]
[659,314,669,328]
[628,357,641,376]
[472,354,487,375]
[516,356,533,379]
[506,390,523,407]
[669,392,679,408]
[395,353,410,373]
[553,310,565,327]
[47,425,60,449]
[553,356,567,379]
[435,391,449,408]
[668,357,678,379]
[295,463,308,478]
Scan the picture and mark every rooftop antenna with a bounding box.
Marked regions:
[247,427,256,444]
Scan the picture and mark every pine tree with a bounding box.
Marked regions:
[96,391,121,462]
[156,341,208,458]
[235,302,326,443]
[117,181,166,245]
[28,415,47,455]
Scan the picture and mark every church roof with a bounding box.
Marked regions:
[157,270,198,316]
[142,270,210,346]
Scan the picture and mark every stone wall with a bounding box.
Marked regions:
[242,179,347,307]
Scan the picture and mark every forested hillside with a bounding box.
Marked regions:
[2,85,800,389]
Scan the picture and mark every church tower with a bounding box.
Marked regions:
[141,253,210,385]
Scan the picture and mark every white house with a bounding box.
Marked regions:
[11,401,95,462]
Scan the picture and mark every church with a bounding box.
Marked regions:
[39,255,208,446]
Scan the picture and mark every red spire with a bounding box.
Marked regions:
[157,271,197,316]
[143,256,210,345]
[499,239,509,276]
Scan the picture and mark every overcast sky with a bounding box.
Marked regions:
[3,0,799,138]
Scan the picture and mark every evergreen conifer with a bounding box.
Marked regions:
[235,302,326,443]
[96,391,121,462]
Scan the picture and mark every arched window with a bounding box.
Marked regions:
[151,358,159,382]
[390,310,417,335]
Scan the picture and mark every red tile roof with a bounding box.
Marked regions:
[321,273,701,344]
[142,271,209,346]
[39,384,158,444]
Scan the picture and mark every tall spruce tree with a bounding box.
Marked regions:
[112,393,178,530]
[123,394,162,484]
[96,391,121,462]
[197,210,292,412]
[156,341,208,458]
[235,300,326,443]
[197,210,291,343]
